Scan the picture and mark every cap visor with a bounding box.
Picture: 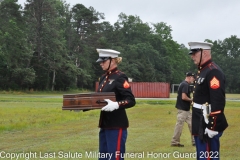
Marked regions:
[96,57,110,62]
[96,58,103,62]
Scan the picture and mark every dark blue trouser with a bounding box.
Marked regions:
[194,132,223,160]
[99,128,127,160]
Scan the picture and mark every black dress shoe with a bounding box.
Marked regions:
[171,144,184,147]
[192,144,196,146]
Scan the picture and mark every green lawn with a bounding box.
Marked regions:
[0,94,239,160]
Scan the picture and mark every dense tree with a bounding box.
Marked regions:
[69,3,105,89]
[22,0,70,90]
[0,0,239,93]
[209,36,240,93]
[0,0,34,89]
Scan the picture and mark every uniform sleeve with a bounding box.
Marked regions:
[115,74,136,109]
[207,69,226,131]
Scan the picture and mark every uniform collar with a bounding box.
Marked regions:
[198,59,212,70]
[106,67,118,75]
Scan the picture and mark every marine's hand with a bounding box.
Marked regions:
[204,128,218,138]
[101,99,119,112]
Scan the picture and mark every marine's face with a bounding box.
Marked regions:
[100,59,110,71]
[190,51,201,65]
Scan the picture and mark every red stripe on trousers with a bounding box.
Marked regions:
[207,142,210,160]
[116,129,123,160]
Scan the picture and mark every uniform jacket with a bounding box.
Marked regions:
[97,67,135,129]
[192,59,228,135]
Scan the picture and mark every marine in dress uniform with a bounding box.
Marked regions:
[188,42,228,160]
[96,49,136,160]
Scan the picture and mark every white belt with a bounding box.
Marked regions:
[193,102,211,109]
[193,103,202,109]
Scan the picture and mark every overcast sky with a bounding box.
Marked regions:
[17,0,240,47]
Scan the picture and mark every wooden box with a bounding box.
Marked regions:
[62,92,116,111]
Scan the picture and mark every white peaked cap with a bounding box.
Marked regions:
[188,42,213,50]
[96,49,120,58]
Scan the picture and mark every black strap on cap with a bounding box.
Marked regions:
[198,48,203,69]
[106,58,112,71]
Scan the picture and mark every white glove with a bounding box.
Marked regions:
[101,99,119,112]
[204,128,218,138]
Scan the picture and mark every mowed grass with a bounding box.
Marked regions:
[0,94,239,160]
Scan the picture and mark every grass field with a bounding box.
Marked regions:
[0,93,239,160]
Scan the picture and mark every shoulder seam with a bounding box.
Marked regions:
[208,62,218,70]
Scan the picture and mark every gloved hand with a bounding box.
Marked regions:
[204,128,218,138]
[101,99,119,112]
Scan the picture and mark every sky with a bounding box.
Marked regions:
[17,0,240,47]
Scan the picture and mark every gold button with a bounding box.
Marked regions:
[211,122,213,124]
[198,71,200,73]
[211,127,213,129]
[212,117,214,119]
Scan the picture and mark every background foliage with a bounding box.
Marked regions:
[0,0,240,93]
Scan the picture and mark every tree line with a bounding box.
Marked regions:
[0,0,239,93]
